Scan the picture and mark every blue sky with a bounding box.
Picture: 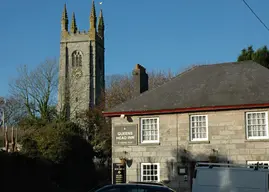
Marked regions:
[1,0,269,97]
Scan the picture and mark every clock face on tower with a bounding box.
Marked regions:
[72,68,83,79]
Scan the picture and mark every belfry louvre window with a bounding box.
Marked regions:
[140,117,159,143]
[141,163,160,182]
[246,112,268,139]
[72,50,82,67]
[190,115,208,141]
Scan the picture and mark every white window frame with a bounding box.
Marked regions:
[140,117,160,144]
[190,115,208,141]
[247,161,269,169]
[141,163,160,182]
[246,111,268,140]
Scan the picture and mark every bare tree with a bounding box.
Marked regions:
[9,58,58,121]
[105,70,175,109]
[3,96,27,126]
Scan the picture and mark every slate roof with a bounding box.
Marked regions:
[104,61,269,114]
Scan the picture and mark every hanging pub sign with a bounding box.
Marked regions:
[113,125,138,145]
[113,163,126,184]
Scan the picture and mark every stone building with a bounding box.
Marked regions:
[57,1,105,119]
[103,61,269,191]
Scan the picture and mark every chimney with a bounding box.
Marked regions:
[132,64,149,97]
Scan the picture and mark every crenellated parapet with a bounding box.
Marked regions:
[61,1,104,43]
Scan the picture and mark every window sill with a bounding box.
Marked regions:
[139,142,160,146]
[245,139,269,142]
[189,140,210,144]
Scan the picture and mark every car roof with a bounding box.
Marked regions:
[95,183,173,191]
[128,182,165,186]
[109,183,166,187]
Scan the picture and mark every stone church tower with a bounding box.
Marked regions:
[57,1,105,119]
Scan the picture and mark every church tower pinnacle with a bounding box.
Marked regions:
[70,12,78,33]
[89,0,97,39]
[61,4,68,37]
[98,9,104,39]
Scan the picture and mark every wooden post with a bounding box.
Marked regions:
[1,108,5,148]
[2,126,4,148]
[11,126,15,152]
[5,126,8,152]
[15,127,18,151]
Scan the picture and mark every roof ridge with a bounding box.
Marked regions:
[198,60,254,67]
